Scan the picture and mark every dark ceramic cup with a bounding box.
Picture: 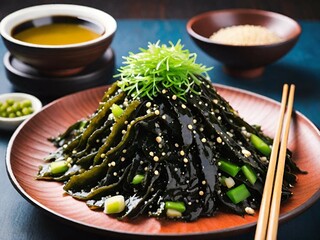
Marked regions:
[186,9,301,78]
[0,4,117,76]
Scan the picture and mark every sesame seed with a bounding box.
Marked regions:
[149,151,154,157]
[245,207,255,215]
[213,99,218,104]
[72,150,77,154]
[199,127,204,132]
[260,156,267,162]
[180,150,185,156]
[242,149,252,157]
[217,116,222,121]
[156,136,162,143]
[202,180,206,185]
[201,138,207,143]
[144,167,149,171]
[153,156,159,162]
[113,172,118,176]
[188,124,193,130]
[175,143,179,147]
[183,158,189,163]
[162,89,167,94]
[124,121,128,124]
[158,144,163,148]
[154,170,159,175]
[146,102,152,108]
[193,119,197,124]
[122,130,126,134]
[216,137,222,143]
[122,149,127,153]
[162,152,166,156]
[110,161,116,167]
[155,110,160,115]
[188,202,192,205]
[100,153,106,158]
[162,115,167,120]
[121,157,125,162]
[172,95,177,100]
[146,109,151,114]
[199,191,204,196]
[181,104,187,109]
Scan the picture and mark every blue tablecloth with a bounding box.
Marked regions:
[0,20,319,240]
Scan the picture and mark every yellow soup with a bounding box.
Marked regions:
[13,23,101,45]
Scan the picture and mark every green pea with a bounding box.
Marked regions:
[16,111,22,117]
[22,107,33,115]
[6,99,15,106]
[6,106,14,114]
[8,113,16,118]
[1,112,8,118]
[20,100,32,108]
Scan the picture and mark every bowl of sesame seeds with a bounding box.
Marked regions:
[186,9,301,78]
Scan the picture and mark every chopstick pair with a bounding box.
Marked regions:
[254,84,295,240]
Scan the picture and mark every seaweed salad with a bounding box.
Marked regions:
[37,41,303,222]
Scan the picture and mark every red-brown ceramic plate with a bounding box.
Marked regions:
[6,85,320,239]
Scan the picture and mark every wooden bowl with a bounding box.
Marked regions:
[186,9,301,78]
[0,4,116,76]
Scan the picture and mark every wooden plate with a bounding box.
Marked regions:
[6,84,320,239]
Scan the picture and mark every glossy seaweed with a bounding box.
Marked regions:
[37,77,303,221]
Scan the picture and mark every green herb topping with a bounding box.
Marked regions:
[115,41,212,100]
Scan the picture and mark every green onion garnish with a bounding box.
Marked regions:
[115,40,212,101]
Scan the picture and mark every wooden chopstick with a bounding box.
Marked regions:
[254,84,295,240]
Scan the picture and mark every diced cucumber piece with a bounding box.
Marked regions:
[104,195,126,214]
[250,134,271,156]
[165,201,186,213]
[226,184,251,204]
[241,164,257,185]
[218,160,240,177]
[166,208,182,218]
[50,161,69,175]
[111,104,124,119]
[131,174,145,185]
[224,177,236,188]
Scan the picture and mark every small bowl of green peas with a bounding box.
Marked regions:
[0,92,42,131]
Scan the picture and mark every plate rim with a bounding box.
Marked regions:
[5,84,320,239]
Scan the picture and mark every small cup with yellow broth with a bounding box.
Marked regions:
[0,4,117,76]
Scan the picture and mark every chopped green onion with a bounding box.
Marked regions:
[165,201,186,213]
[224,176,236,188]
[111,103,124,119]
[226,184,251,204]
[218,160,241,177]
[219,176,227,186]
[241,164,257,185]
[115,40,212,101]
[104,195,126,214]
[166,208,182,218]
[131,174,145,185]
[250,134,271,156]
[50,161,69,175]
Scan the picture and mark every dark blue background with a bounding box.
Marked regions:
[0,20,319,240]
